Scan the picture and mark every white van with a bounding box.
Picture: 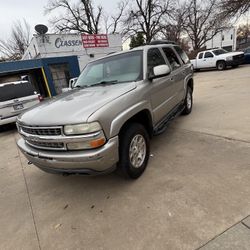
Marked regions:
[0,81,41,126]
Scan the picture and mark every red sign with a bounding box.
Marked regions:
[81,34,109,48]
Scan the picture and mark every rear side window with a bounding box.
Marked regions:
[162,47,181,71]
[0,82,37,102]
[198,53,203,59]
[147,48,166,75]
[174,46,190,64]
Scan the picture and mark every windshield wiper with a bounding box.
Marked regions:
[74,80,118,89]
[90,80,118,87]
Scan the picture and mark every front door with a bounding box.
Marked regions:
[199,51,215,68]
[147,48,176,124]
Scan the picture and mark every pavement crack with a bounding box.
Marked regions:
[241,221,250,230]
[195,215,250,250]
[175,128,250,144]
[14,135,42,250]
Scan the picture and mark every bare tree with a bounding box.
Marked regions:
[237,24,250,43]
[160,4,187,43]
[183,0,229,50]
[0,19,31,61]
[103,0,128,34]
[45,0,103,33]
[124,0,174,43]
[220,0,250,17]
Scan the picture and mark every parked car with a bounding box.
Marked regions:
[243,47,250,64]
[191,48,245,71]
[16,42,194,179]
[0,81,41,126]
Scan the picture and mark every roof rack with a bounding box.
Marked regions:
[149,40,176,45]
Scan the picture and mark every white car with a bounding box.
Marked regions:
[191,49,245,71]
[0,81,41,126]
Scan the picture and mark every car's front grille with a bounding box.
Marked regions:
[233,54,244,60]
[18,124,65,151]
[21,126,62,136]
[26,140,64,149]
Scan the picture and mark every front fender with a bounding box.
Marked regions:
[110,101,152,138]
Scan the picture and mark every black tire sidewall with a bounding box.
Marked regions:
[182,86,193,115]
[118,123,150,179]
[217,61,226,70]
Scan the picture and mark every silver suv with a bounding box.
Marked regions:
[17,43,194,179]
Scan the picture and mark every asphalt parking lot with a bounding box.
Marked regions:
[0,65,250,250]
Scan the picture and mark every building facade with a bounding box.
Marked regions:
[206,27,237,51]
[22,34,123,71]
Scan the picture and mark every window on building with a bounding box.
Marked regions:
[222,35,225,41]
[231,34,233,40]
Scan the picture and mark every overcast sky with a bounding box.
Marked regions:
[0,0,119,40]
[1,0,249,41]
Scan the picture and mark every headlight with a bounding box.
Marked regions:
[226,56,233,61]
[67,131,106,150]
[64,122,101,135]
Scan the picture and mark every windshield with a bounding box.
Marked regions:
[75,50,143,88]
[212,49,228,55]
[0,81,37,102]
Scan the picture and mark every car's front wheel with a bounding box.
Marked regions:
[118,123,150,179]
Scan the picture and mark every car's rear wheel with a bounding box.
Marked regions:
[217,61,226,70]
[182,86,193,115]
[118,123,150,179]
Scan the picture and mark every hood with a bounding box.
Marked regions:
[18,82,136,126]
[223,51,244,57]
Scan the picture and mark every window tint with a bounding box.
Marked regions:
[204,52,214,58]
[147,48,166,75]
[162,47,181,70]
[174,46,190,64]
[0,82,37,102]
[198,53,203,59]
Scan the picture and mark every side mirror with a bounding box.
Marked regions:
[148,65,171,80]
[69,77,78,89]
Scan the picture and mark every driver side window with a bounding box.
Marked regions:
[147,48,166,76]
[204,52,214,58]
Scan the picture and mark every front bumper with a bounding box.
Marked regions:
[17,136,119,175]
[0,115,17,126]
[226,58,245,66]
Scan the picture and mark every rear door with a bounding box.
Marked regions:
[147,48,176,124]
[161,46,184,106]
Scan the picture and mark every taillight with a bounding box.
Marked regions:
[38,95,44,102]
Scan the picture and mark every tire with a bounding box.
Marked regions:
[182,86,193,115]
[217,61,226,70]
[117,123,150,179]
